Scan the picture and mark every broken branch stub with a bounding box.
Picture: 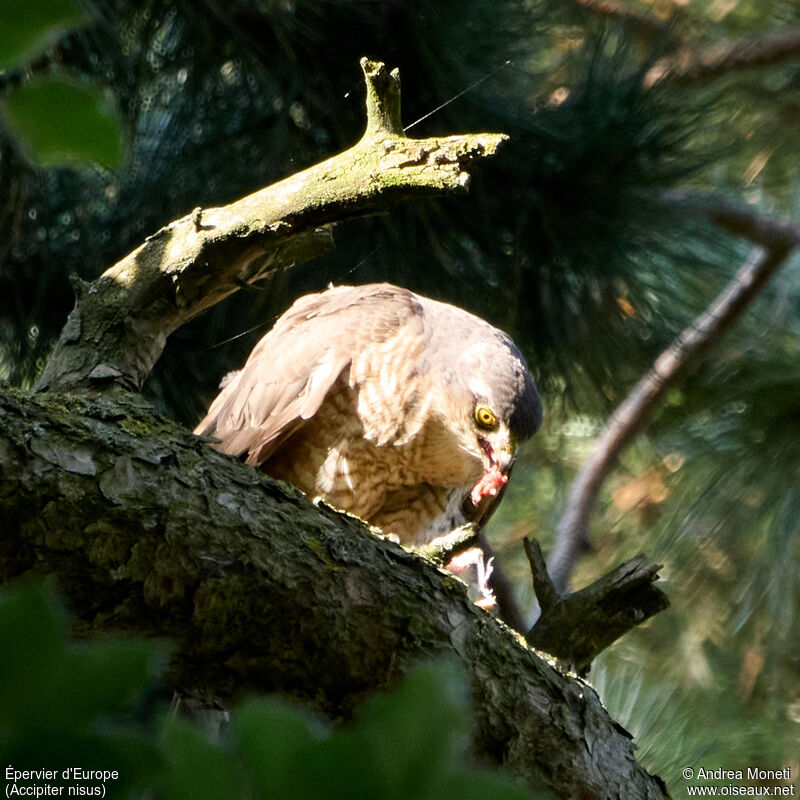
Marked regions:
[525,538,670,675]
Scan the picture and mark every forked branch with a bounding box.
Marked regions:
[525,539,668,674]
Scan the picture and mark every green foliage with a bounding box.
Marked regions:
[159,720,241,800]
[3,78,122,166]
[0,0,81,69]
[0,581,162,794]
[1,582,545,799]
[159,666,545,799]
[0,0,123,166]
[223,666,540,800]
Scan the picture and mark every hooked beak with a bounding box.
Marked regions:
[478,437,516,475]
[494,447,516,475]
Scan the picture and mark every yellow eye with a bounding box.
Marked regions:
[474,404,497,429]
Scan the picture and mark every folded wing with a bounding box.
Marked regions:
[194,284,425,465]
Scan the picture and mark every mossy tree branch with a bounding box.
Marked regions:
[36,58,507,394]
[0,389,668,800]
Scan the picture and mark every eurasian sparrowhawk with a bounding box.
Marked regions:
[195,283,542,544]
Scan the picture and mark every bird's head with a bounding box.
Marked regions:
[433,323,543,503]
[463,371,542,504]
[472,399,521,474]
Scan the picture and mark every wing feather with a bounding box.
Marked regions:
[194,283,425,465]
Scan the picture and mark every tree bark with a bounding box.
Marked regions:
[1,59,669,799]
[525,539,669,675]
[0,388,667,800]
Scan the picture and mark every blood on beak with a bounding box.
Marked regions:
[478,437,516,475]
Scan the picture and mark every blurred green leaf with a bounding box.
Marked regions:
[233,663,547,800]
[0,579,64,703]
[0,581,162,794]
[233,663,548,800]
[233,697,321,797]
[159,717,240,800]
[2,78,122,166]
[0,584,153,730]
[350,662,470,797]
[293,728,387,800]
[433,770,541,800]
[0,0,81,69]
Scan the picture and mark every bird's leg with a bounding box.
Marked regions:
[419,524,498,611]
[446,546,496,610]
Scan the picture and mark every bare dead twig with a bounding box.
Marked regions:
[549,199,800,592]
[645,25,800,87]
[566,0,800,90]
[523,537,561,614]
[565,0,682,48]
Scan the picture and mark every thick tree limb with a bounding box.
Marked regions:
[0,388,668,800]
[525,539,669,675]
[36,58,506,394]
[549,200,800,591]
